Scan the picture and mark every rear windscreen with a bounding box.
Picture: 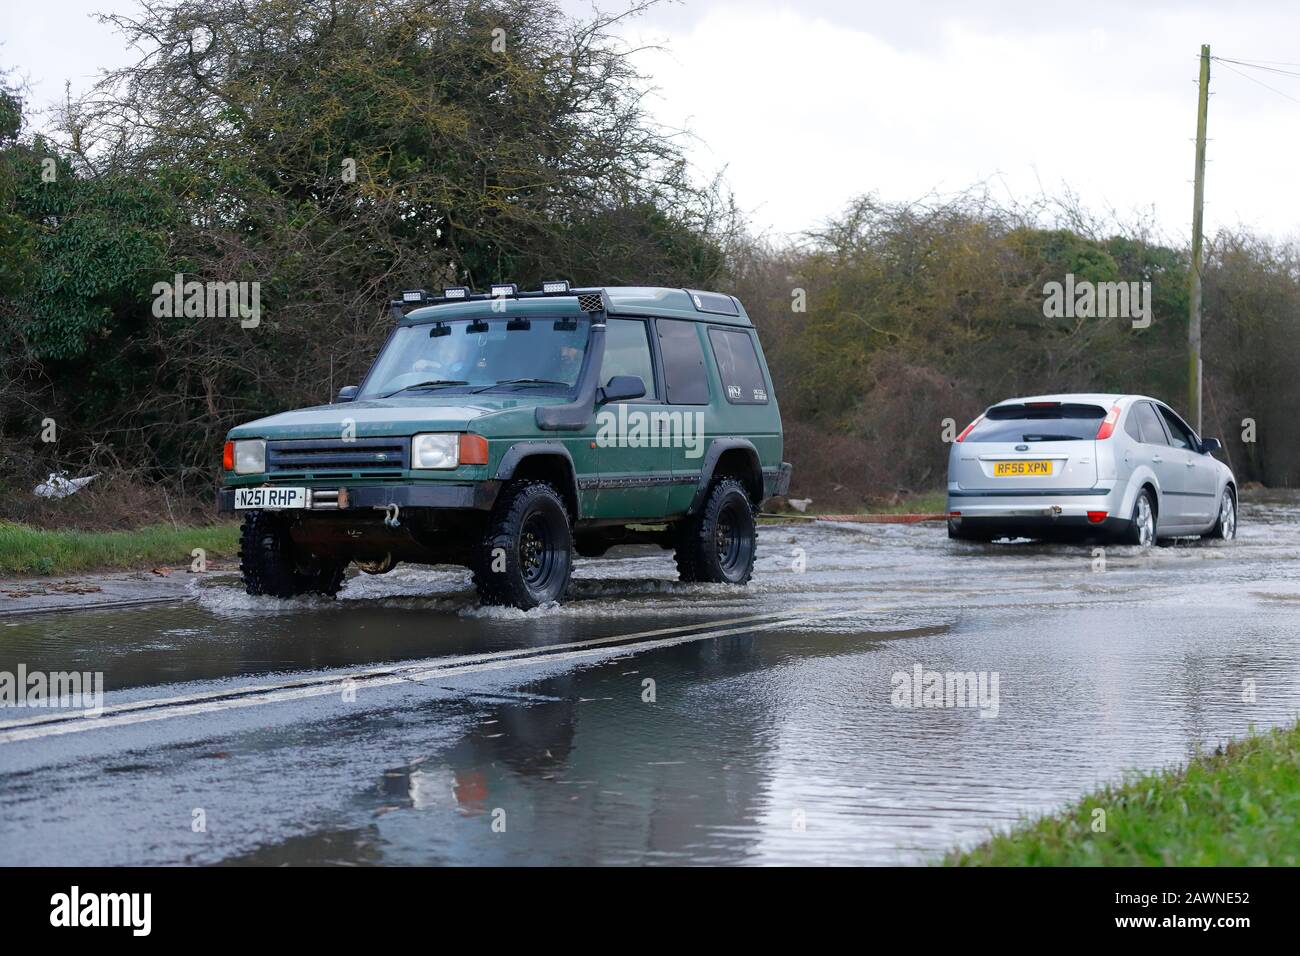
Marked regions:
[966,404,1105,442]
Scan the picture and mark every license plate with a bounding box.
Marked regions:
[234,487,308,509]
[993,460,1052,477]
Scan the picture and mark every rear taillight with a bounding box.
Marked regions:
[1095,405,1122,440]
[222,441,234,471]
[1087,511,1108,524]
[955,414,984,442]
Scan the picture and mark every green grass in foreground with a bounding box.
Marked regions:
[948,721,1300,866]
[0,521,241,576]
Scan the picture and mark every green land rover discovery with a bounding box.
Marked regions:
[218,283,791,609]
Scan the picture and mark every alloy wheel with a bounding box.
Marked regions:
[1134,494,1155,547]
[1219,491,1236,540]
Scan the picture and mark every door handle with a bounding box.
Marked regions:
[1151,456,1163,464]
[1184,460,1196,467]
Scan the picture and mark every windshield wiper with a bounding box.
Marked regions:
[472,378,570,393]
[380,379,469,399]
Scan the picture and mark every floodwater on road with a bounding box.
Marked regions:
[2,493,1299,865]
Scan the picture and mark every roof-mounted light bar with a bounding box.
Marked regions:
[390,281,593,320]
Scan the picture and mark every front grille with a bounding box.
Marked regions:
[266,437,409,474]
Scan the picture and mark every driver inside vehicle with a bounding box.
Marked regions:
[551,343,583,383]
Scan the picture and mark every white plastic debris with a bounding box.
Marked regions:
[33,472,99,499]
[788,497,813,513]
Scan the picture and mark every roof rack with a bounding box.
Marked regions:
[387,280,609,318]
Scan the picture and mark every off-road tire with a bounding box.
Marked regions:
[674,477,757,585]
[472,479,573,609]
[239,510,347,598]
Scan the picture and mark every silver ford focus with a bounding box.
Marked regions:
[946,393,1237,545]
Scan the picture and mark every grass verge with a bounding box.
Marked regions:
[948,721,1300,865]
[864,490,948,515]
[762,490,948,520]
[0,520,241,576]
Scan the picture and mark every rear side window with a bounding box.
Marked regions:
[1133,402,1169,445]
[600,319,656,400]
[966,403,1105,442]
[708,328,769,405]
[1157,405,1196,450]
[656,319,709,405]
[1124,407,1142,442]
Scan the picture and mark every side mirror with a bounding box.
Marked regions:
[1200,437,1222,455]
[597,375,646,404]
[335,385,359,403]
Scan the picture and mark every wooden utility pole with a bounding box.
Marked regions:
[1189,44,1210,433]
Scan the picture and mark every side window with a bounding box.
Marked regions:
[1135,402,1169,446]
[600,319,656,400]
[1123,406,1142,442]
[1157,405,1195,450]
[656,319,709,405]
[708,327,769,405]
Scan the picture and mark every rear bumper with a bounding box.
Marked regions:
[947,513,1131,538]
[946,485,1128,538]
[218,481,500,514]
[765,462,793,498]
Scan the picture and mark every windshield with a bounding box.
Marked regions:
[360,317,590,399]
[967,403,1106,442]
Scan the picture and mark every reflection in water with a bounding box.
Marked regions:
[218,599,1300,866]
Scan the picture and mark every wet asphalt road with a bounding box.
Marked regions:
[2,494,1299,865]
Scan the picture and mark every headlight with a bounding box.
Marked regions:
[233,439,266,475]
[411,433,459,469]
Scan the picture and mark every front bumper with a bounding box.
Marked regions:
[218,480,500,514]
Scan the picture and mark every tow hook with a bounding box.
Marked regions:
[383,503,401,529]
[1050,505,1063,517]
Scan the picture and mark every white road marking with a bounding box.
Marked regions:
[0,607,813,732]
[0,604,892,744]
[0,606,831,731]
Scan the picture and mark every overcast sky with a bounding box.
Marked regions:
[5,0,1300,243]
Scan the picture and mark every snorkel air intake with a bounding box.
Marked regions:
[534,290,610,431]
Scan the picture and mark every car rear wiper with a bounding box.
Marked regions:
[471,378,570,393]
[380,379,469,399]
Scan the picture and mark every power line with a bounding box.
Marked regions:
[1213,56,1300,68]
[1212,56,1300,81]
[1211,57,1300,107]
